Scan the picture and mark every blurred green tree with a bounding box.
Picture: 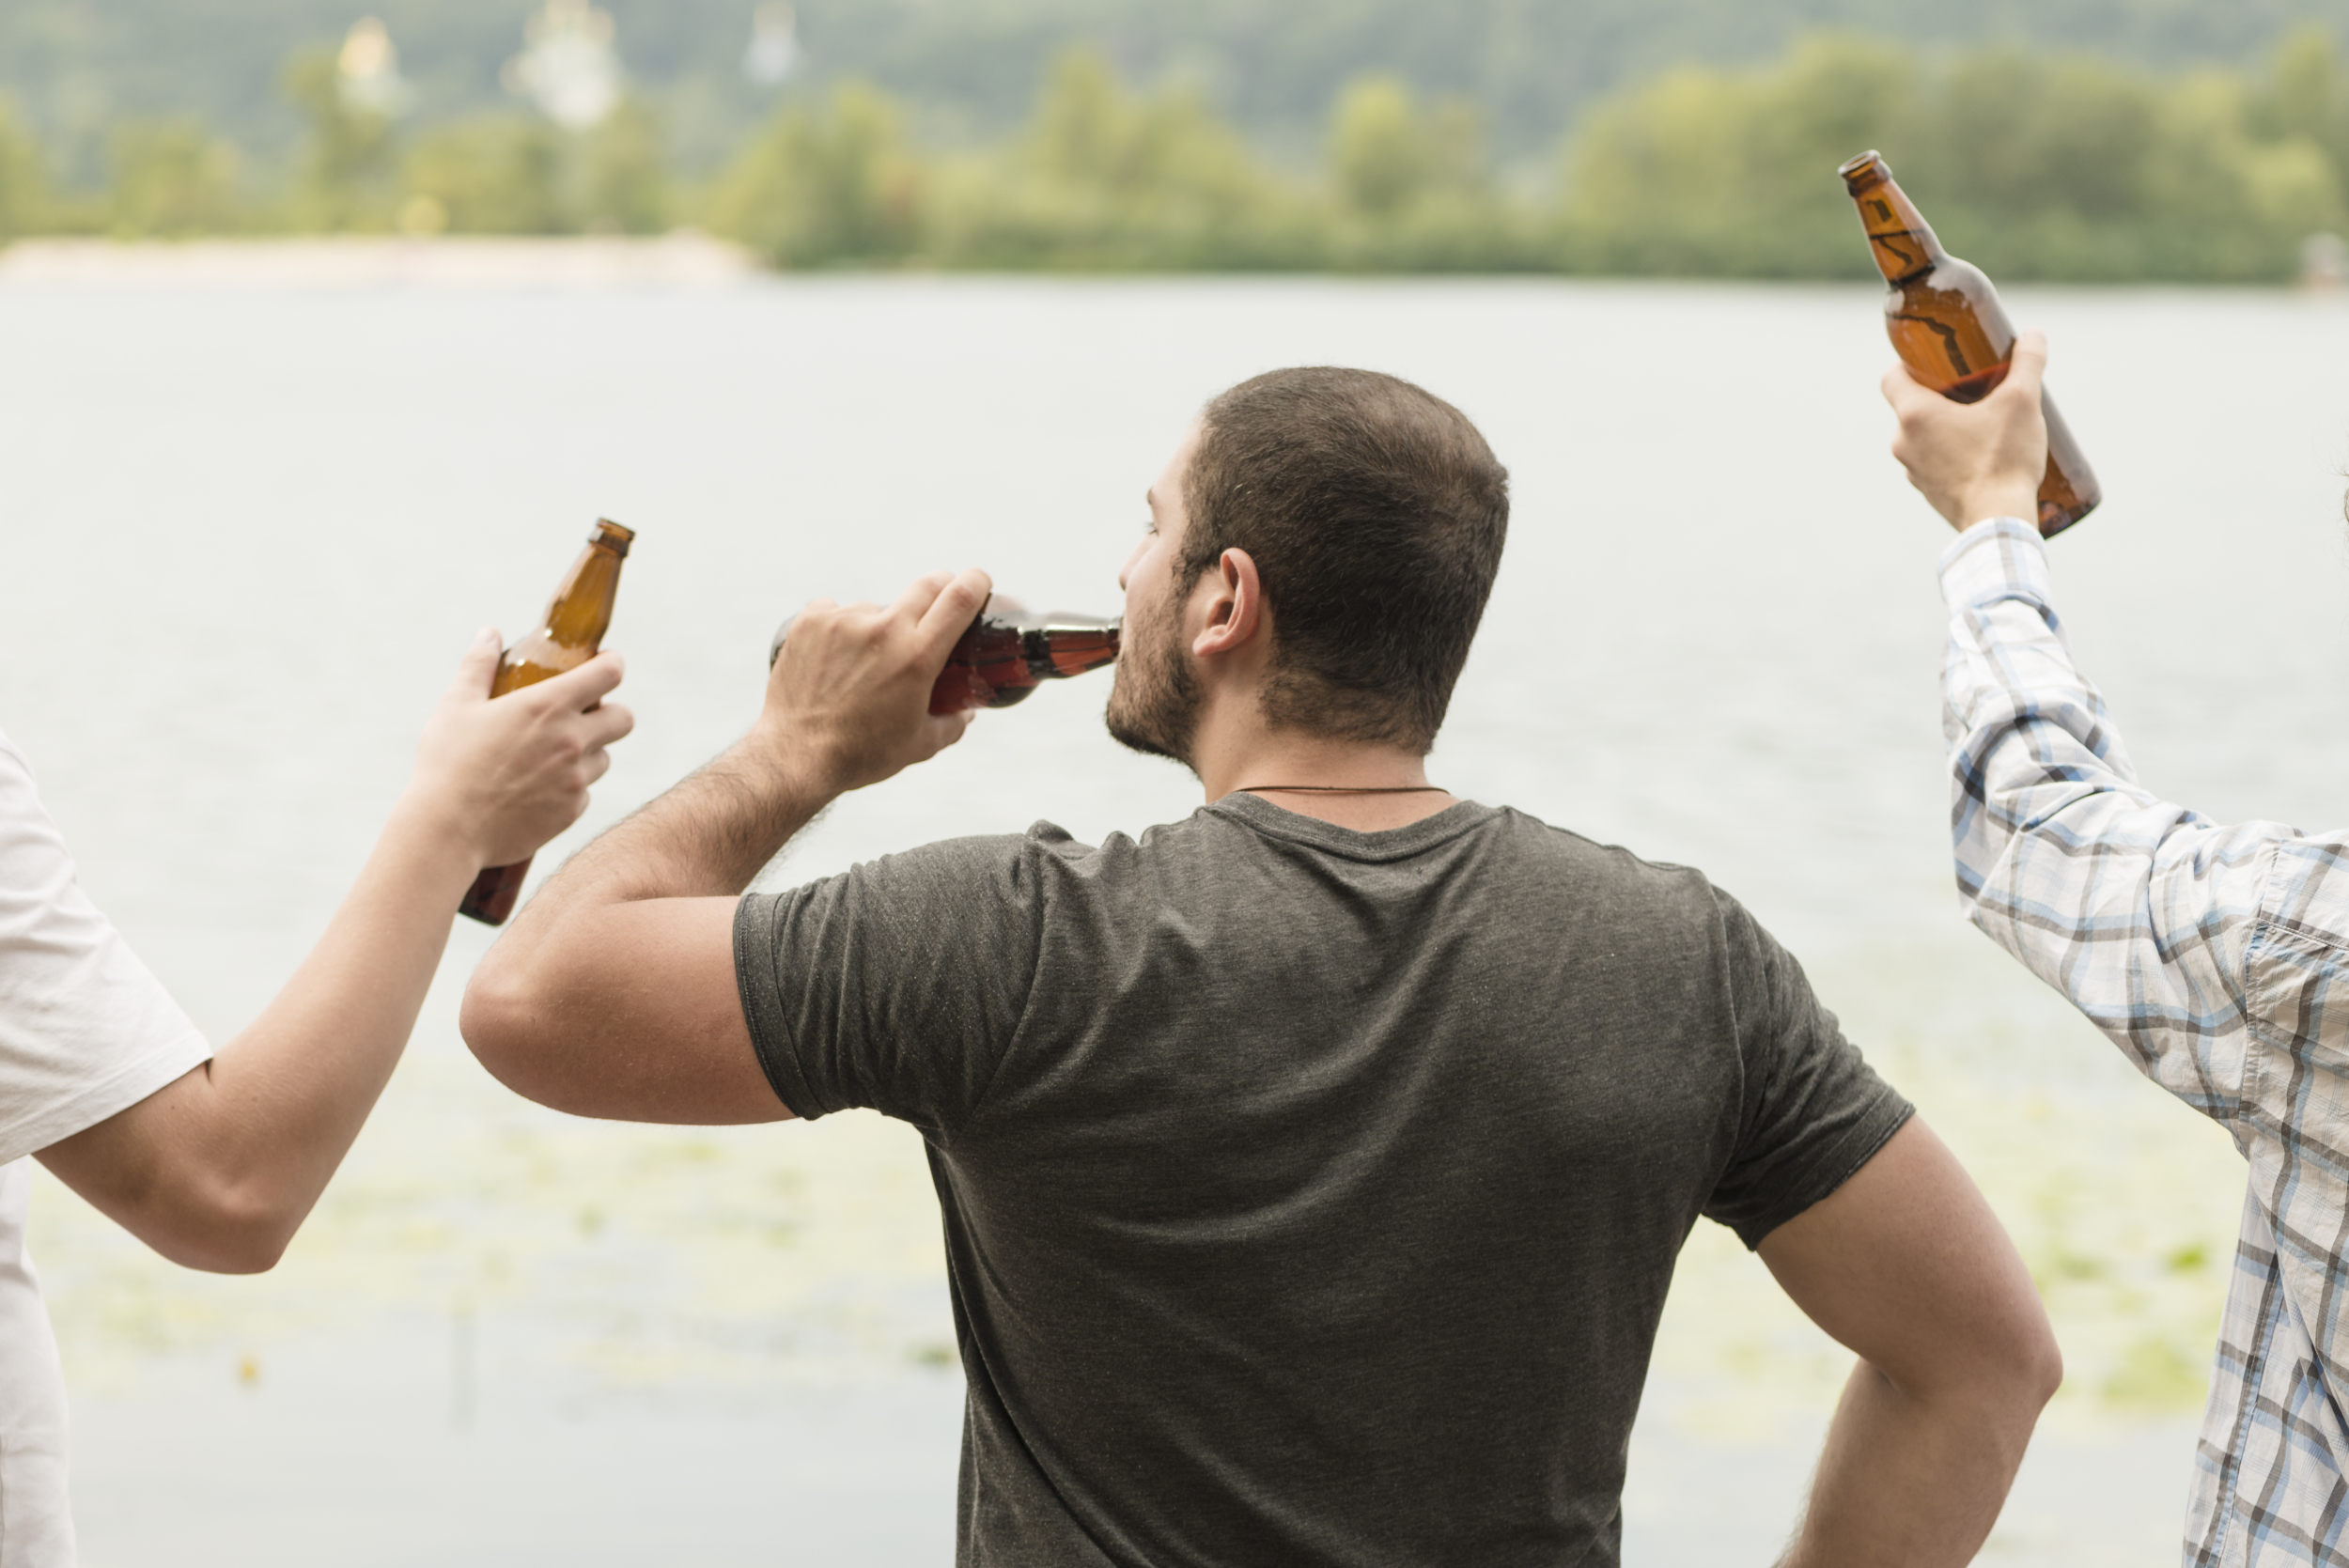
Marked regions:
[931,49,1308,269]
[710,82,921,264]
[2248,24,2349,249]
[1324,74,1513,268]
[283,47,397,229]
[0,102,47,243]
[2255,26,2349,160]
[583,99,669,235]
[402,117,570,234]
[1560,36,1918,276]
[1030,48,1128,188]
[107,119,244,236]
[1331,77,1434,216]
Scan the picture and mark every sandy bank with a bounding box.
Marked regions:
[0,232,760,288]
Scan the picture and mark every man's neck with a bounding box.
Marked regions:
[1196,732,1455,833]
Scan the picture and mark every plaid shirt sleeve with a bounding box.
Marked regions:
[1941,516,2349,1566]
[1941,518,2274,1126]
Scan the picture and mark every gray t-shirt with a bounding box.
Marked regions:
[735,795,1910,1567]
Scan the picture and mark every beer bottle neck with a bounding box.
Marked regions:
[1839,151,1945,284]
[541,537,626,649]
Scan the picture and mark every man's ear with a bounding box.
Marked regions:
[1192,548,1264,659]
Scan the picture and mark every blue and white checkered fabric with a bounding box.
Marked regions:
[1943,517,2349,1566]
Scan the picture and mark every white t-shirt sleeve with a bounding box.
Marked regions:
[0,728,212,1167]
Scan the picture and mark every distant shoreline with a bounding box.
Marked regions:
[4,237,2341,294]
[0,232,760,287]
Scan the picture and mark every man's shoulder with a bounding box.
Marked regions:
[1501,808,1708,879]
[1478,806,1731,924]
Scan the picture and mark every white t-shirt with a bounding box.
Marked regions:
[0,727,212,1568]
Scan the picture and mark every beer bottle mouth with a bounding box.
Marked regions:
[592,519,635,557]
[1837,149,1889,193]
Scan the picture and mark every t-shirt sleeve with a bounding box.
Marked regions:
[732,832,1050,1140]
[1701,889,1913,1250]
[0,731,213,1167]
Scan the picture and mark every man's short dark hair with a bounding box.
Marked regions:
[1180,366,1510,754]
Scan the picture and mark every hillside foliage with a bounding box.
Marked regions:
[8,29,2349,282]
[6,0,2343,171]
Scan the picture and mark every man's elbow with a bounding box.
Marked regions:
[1969,1327,2061,1465]
[2013,1312,2065,1413]
[1920,1296,2063,1435]
[459,955,575,1110]
[1982,1269,2064,1415]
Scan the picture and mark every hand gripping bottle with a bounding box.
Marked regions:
[767,596,1119,713]
[1840,149,2100,536]
[459,520,633,925]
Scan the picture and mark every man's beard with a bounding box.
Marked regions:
[1104,595,1205,769]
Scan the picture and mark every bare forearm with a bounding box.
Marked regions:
[211,804,474,1177]
[1781,1361,2033,1568]
[500,569,985,936]
[501,737,827,964]
[1760,1122,2056,1567]
[38,638,631,1271]
[43,800,480,1270]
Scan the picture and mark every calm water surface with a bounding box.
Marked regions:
[5,272,2347,1564]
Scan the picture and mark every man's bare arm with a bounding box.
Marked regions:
[1759,1116,2060,1567]
[461,567,991,1125]
[38,638,630,1274]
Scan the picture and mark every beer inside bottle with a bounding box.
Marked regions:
[767,595,1120,713]
[459,519,634,926]
[1838,149,2101,536]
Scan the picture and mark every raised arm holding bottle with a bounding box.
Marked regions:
[1882,332,2349,1565]
[1,533,631,1566]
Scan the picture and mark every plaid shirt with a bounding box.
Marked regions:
[1944,518,2349,1566]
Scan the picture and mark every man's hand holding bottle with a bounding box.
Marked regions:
[1881,328,2055,533]
[756,568,994,799]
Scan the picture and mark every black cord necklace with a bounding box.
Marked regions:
[1237,784,1451,795]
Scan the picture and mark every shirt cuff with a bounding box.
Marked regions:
[1937,516,2049,611]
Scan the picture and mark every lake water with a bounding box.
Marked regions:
[5,262,2348,1564]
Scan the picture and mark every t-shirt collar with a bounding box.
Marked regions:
[1203,791,1497,862]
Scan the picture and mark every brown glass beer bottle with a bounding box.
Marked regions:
[458,519,634,926]
[768,595,1120,714]
[1839,149,2101,536]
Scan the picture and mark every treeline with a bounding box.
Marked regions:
[5,31,2349,281]
[0,47,674,243]
[10,0,2343,174]
[1567,31,2349,281]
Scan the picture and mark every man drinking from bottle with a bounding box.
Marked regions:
[465,366,2061,1566]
